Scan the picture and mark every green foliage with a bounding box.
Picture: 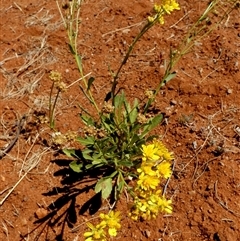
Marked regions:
[66,91,163,200]
[52,0,237,239]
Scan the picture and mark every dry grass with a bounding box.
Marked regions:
[0,4,59,209]
[0,36,57,99]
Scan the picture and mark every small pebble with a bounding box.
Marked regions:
[170,99,177,105]
[35,208,48,219]
[21,218,28,226]
[144,230,151,238]
[192,141,197,150]
[227,88,233,94]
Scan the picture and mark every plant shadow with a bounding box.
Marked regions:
[19,151,108,241]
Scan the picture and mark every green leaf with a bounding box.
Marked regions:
[101,120,112,132]
[149,114,163,129]
[129,99,138,124]
[92,159,103,165]
[117,180,124,193]
[141,114,163,137]
[123,99,130,121]
[80,114,95,126]
[76,54,83,73]
[69,160,83,173]
[114,174,125,200]
[82,152,93,161]
[118,160,134,167]
[77,136,95,145]
[85,163,94,169]
[91,153,107,165]
[87,77,95,91]
[82,149,92,154]
[95,178,113,199]
[114,92,125,109]
[62,149,76,158]
[68,44,75,54]
[123,99,131,113]
[161,72,176,87]
[114,180,124,200]
[110,171,118,178]
[129,133,140,145]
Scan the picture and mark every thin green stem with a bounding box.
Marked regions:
[49,82,55,129]
[111,11,164,102]
[56,0,100,114]
[50,90,60,129]
[144,0,237,112]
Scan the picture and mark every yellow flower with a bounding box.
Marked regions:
[158,15,165,25]
[161,0,180,14]
[137,172,160,191]
[137,163,157,177]
[130,140,173,221]
[153,4,162,13]
[99,211,121,237]
[152,139,174,161]
[158,197,172,214]
[147,16,155,23]
[84,222,106,241]
[141,144,159,162]
[149,1,180,26]
[157,161,172,179]
[130,190,171,220]
[108,228,117,237]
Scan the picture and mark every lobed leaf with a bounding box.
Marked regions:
[77,136,95,145]
[69,160,83,173]
[95,177,113,200]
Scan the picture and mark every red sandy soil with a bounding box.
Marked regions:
[0,0,240,240]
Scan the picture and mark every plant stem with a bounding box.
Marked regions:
[144,0,237,112]
[49,82,55,129]
[49,89,60,129]
[57,0,100,114]
[111,12,164,102]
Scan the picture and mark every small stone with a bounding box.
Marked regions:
[35,208,48,219]
[170,99,177,105]
[206,183,214,191]
[122,29,130,34]
[21,218,28,226]
[192,141,197,150]
[227,88,233,94]
[188,190,196,196]
[144,230,151,238]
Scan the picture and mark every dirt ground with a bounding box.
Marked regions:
[1,0,240,240]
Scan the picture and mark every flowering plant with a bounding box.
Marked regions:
[58,0,179,204]
[129,139,173,221]
[84,211,121,241]
[49,0,237,239]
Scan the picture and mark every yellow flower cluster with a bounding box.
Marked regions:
[161,0,180,14]
[130,191,172,221]
[148,0,180,24]
[129,139,173,220]
[138,139,173,190]
[84,211,121,241]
